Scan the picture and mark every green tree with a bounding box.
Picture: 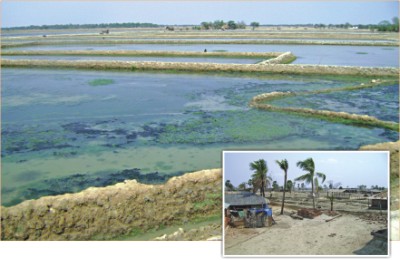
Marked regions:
[392,17,399,32]
[236,21,246,29]
[250,22,260,30]
[295,158,326,209]
[238,182,247,191]
[272,181,279,191]
[276,159,289,215]
[250,159,269,197]
[225,180,234,191]
[287,180,293,193]
[247,178,253,189]
[213,20,225,30]
[358,184,367,191]
[227,20,237,30]
[201,21,211,30]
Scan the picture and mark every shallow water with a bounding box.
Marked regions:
[1,68,398,206]
[270,84,399,122]
[4,55,262,64]
[7,44,398,67]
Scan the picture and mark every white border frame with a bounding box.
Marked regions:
[222,150,391,258]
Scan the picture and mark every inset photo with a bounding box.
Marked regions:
[223,151,389,257]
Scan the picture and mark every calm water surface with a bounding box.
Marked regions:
[1,68,398,206]
[7,44,398,67]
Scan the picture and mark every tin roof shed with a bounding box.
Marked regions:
[225,191,267,207]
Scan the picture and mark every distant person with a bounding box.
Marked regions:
[204,49,207,53]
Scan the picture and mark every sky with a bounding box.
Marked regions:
[223,151,389,189]
[1,1,399,28]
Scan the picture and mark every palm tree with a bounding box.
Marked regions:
[250,159,268,197]
[276,159,289,215]
[295,158,326,209]
[225,180,234,191]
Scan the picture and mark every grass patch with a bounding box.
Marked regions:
[111,213,221,241]
[356,52,368,55]
[212,50,228,52]
[88,78,115,86]
[193,192,222,210]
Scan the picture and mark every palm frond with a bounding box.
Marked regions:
[316,172,326,183]
[294,173,312,184]
[276,159,289,172]
[296,158,315,173]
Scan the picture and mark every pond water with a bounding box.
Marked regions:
[1,68,398,206]
[270,84,399,122]
[3,55,262,64]
[7,44,398,67]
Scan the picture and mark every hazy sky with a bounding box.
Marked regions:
[223,151,389,189]
[1,1,398,28]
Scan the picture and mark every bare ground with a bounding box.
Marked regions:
[224,205,388,256]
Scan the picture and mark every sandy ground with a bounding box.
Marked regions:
[224,205,387,256]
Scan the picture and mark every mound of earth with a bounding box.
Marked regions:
[1,169,222,240]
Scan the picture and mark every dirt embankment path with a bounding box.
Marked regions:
[224,206,387,256]
[1,169,221,240]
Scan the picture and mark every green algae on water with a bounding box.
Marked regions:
[88,78,115,86]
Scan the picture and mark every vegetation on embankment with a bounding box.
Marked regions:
[249,80,399,132]
[1,50,283,59]
[2,59,399,77]
[1,169,222,240]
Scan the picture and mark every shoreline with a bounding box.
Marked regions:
[2,59,398,76]
[1,169,222,240]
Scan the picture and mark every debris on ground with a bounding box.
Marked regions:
[297,208,322,219]
[290,211,304,220]
[325,214,342,222]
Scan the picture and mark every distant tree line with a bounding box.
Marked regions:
[195,20,259,30]
[196,17,399,32]
[2,22,160,30]
[312,17,399,32]
[5,17,398,32]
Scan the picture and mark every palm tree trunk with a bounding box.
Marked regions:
[261,177,266,197]
[280,171,287,214]
[311,180,315,209]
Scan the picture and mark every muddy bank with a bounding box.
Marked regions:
[1,168,222,240]
[2,59,398,76]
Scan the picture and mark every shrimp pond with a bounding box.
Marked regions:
[1,68,398,206]
[6,44,398,67]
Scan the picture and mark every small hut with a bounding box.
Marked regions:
[225,191,268,210]
[368,191,388,210]
[225,191,272,228]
